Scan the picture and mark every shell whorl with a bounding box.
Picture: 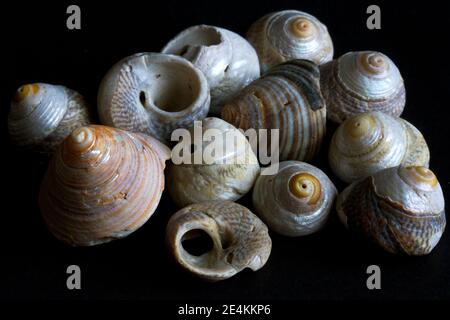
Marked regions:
[39,125,170,246]
[97,53,210,143]
[337,166,446,255]
[329,112,430,183]
[246,10,333,73]
[320,51,406,123]
[252,161,337,236]
[162,25,260,114]
[8,83,92,152]
[166,201,272,281]
[221,59,326,162]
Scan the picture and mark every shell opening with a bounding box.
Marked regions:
[288,173,322,205]
[343,114,376,139]
[290,17,316,38]
[359,52,389,75]
[181,229,214,257]
[400,166,438,190]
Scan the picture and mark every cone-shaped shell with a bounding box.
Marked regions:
[8,83,92,153]
[97,53,210,143]
[253,161,337,236]
[162,25,260,114]
[337,166,446,255]
[329,112,430,183]
[320,51,405,123]
[39,125,170,246]
[247,10,333,73]
[168,117,260,207]
[166,201,272,281]
[221,59,326,162]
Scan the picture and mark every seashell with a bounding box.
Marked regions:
[97,53,210,143]
[329,112,430,183]
[168,117,260,207]
[221,59,326,162]
[246,10,333,73]
[253,161,337,236]
[337,166,446,255]
[8,83,92,153]
[39,125,170,246]
[320,51,406,123]
[162,25,260,114]
[166,201,272,281]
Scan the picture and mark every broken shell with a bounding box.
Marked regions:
[247,10,333,73]
[166,201,272,281]
[320,51,405,123]
[8,83,92,153]
[221,59,326,162]
[253,161,337,236]
[337,166,446,255]
[162,25,260,114]
[39,125,170,246]
[168,117,260,207]
[97,53,210,143]
[329,112,430,183]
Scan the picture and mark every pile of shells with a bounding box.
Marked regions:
[8,9,445,281]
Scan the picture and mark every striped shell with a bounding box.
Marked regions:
[97,53,210,143]
[39,125,170,246]
[166,201,272,281]
[337,166,446,255]
[168,117,260,207]
[8,83,92,153]
[320,51,405,123]
[162,25,260,114]
[247,10,333,73]
[329,112,430,183]
[253,161,337,236]
[221,59,326,162]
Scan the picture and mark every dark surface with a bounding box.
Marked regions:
[1,0,449,303]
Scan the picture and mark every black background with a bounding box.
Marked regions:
[1,0,450,306]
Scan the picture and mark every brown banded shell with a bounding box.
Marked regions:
[166,201,272,281]
[221,59,326,162]
[39,125,170,246]
[252,161,337,236]
[320,51,406,123]
[329,112,430,183]
[337,166,446,255]
[8,83,92,153]
[247,10,333,73]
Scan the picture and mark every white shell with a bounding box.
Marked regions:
[98,53,210,143]
[168,117,260,207]
[329,112,430,183]
[247,10,333,73]
[162,25,260,114]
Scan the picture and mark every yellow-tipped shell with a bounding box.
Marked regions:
[343,113,376,139]
[289,172,322,205]
[290,18,316,38]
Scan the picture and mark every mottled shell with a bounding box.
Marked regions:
[253,161,337,236]
[166,201,272,281]
[162,25,260,114]
[329,112,430,183]
[168,117,260,207]
[247,10,333,73]
[98,53,210,143]
[337,166,446,255]
[320,51,405,123]
[39,125,170,246]
[221,59,326,162]
[8,83,92,153]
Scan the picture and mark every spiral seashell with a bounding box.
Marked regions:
[166,201,272,281]
[168,117,260,207]
[221,59,326,162]
[8,83,92,153]
[329,112,430,183]
[337,166,446,255]
[320,51,406,123]
[253,161,337,236]
[98,53,210,143]
[162,25,260,114]
[246,10,333,73]
[39,125,171,246]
